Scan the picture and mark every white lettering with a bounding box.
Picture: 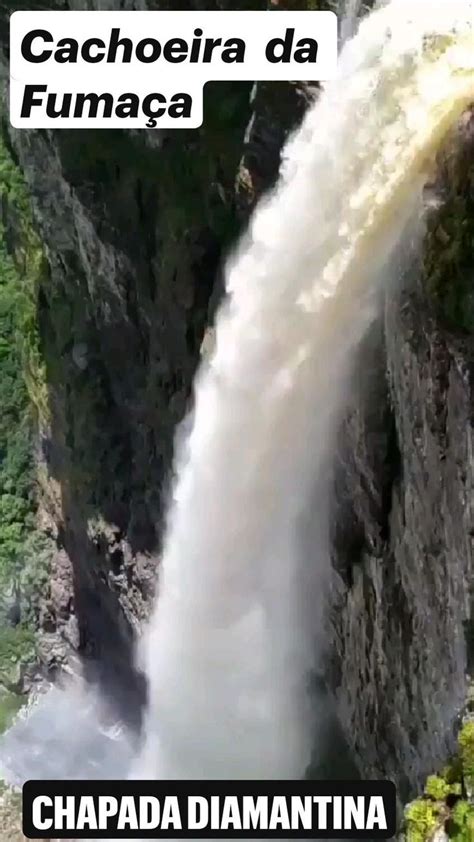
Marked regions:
[161,796,181,830]
[76,796,97,830]
[32,796,53,831]
[313,795,331,830]
[188,796,209,830]
[269,796,290,830]
[242,796,268,830]
[54,795,75,830]
[117,796,138,831]
[366,796,387,830]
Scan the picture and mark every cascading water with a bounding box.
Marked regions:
[339,0,363,44]
[132,0,474,781]
[1,0,473,792]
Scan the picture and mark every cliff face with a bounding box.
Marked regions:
[329,122,474,799]
[0,0,473,799]
[0,91,257,725]
[331,283,473,801]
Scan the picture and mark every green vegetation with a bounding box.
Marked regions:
[424,774,461,801]
[0,135,48,417]
[0,688,24,734]
[459,722,474,790]
[403,721,474,841]
[0,131,49,702]
[405,798,440,842]
[0,625,35,687]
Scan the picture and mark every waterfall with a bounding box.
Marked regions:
[133,0,474,781]
[0,0,473,791]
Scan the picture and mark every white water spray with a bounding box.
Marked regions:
[339,0,363,44]
[133,0,474,781]
[0,0,473,792]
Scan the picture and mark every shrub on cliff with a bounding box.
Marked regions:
[0,132,50,688]
[403,721,474,840]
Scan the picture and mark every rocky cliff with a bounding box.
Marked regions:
[329,118,474,800]
[0,0,472,808]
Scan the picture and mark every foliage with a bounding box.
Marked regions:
[402,721,474,840]
[0,625,35,688]
[424,775,460,801]
[0,132,50,679]
[0,689,23,735]
[0,237,35,592]
[404,799,440,842]
[458,722,474,785]
[0,134,48,420]
[449,799,474,841]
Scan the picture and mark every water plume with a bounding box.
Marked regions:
[133,0,474,781]
[0,0,473,791]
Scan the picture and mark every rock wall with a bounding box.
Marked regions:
[0,0,473,799]
[0,96,256,725]
[329,120,474,800]
[330,283,473,801]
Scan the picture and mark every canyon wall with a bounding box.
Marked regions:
[0,0,472,798]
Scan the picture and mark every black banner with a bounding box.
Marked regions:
[23,779,397,839]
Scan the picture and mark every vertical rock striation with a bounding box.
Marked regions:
[329,118,474,797]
